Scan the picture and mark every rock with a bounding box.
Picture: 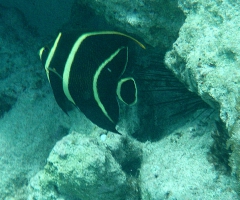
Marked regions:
[78,0,185,49]
[28,131,143,200]
[140,123,238,199]
[165,0,240,181]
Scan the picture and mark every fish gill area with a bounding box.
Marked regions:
[0,0,240,199]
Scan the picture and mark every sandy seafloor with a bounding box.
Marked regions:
[0,4,239,200]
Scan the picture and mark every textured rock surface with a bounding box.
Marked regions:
[140,122,238,199]
[165,0,240,181]
[79,0,185,49]
[166,0,240,128]
[28,131,143,200]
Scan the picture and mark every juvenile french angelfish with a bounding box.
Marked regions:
[39,30,145,133]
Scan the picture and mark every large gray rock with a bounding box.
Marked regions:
[79,0,185,49]
[165,0,240,181]
[28,131,143,200]
[166,0,240,128]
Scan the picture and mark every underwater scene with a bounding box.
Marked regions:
[0,0,240,199]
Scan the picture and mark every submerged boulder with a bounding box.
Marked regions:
[165,0,240,183]
[28,130,142,200]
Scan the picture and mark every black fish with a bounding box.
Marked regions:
[39,31,145,133]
